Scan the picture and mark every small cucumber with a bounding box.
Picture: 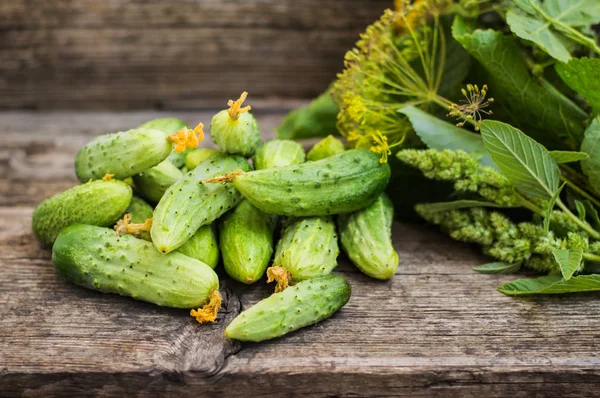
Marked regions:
[75,128,172,182]
[151,155,251,254]
[210,92,261,157]
[272,216,338,284]
[225,274,350,342]
[178,225,220,269]
[307,135,345,161]
[185,148,223,170]
[231,149,390,216]
[253,140,306,170]
[137,118,190,168]
[122,196,154,241]
[132,160,183,204]
[220,200,276,284]
[52,224,219,309]
[338,193,398,280]
[32,180,132,246]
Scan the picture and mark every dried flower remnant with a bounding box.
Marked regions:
[266,266,292,293]
[190,290,222,324]
[114,214,152,238]
[227,92,252,120]
[169,123,204,153]
[102,173,115,181]
[447,84,494,131]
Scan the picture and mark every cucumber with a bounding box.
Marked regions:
[210,92,261,157]
[231,149,390,216]
[272,216,339,284]
[151,155,251,254]
[185,148,223,170]
[121,196,154,241]
[32,180,132,246]
[225,274,351,342]
[307,135,345,161]
[253,140,306,170]
[338,193,398,279]
[137,117,190,168]
[178,225,220,269]
[132,160,183,204]
[75,128,172,182]
[52,224,219,309]
[220,200,276,284]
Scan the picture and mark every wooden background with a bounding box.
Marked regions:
[0,0,390,110]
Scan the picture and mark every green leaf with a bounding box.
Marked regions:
[416,200,508,213]
[582,200,600,230]
[548,150,589,163]
[398,106,495,168]
[574,199,586,221]
[498,274,600,296]
[580,116,600,193]
[544,182,565,234]
[556,58,600,114]
[276,89,339,140]
[472,262,522,274]
[480,120,560,200]
[552,248,583,280]
[452,20,587,149]
[507,0,600,62]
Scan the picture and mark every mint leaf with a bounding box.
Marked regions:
[498,274,600,296]
[580,116,600,193]
[473,262,522,274]
[452,20,586,149]
[398,106,495,168]
[480,120,560,200]
[556,58,600,114]
[544,182,565,234]
[548,150,589,163]
[552,248,583,280]
[507,0,600,62]
[416,200,508,213]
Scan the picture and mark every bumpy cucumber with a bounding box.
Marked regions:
[185,148,223,170]
[32,180,132,246]
[137,118,190,168]
[220,200,276,283]
[52,224,218,308]
[132,160,183,204]
[178,225,220,269]
[75,128,172,182]
[253,140,306,170]
[338,193,398,280]
[122,196,154,241]
[232,149,390,216]
[152,155,251,253]
[273,217,339,281]
[225,274,350,342]
[210,93,261,157]
[307,135,345,161]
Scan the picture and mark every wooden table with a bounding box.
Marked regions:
[2,109,600,397]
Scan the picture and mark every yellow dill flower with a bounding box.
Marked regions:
[370,131,392,164]
[447,84,494,130]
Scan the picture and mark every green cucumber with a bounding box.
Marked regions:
[132,160,183,204]
[338,193,398,280]
[225,274,350,342]
[220,200,276,284]
[231,149,390,216]
[185,148,223,170]
[52,224,218,308]
[253,140,306,170]
[137,118,190,168]
[210,92,261,157]
[273,216,339,281]
[32,180,132,246]
[75,128,172,182]
[178,225,220,269]
[122,196,154,241]
[307,135,345,161]
[151,155,251,254]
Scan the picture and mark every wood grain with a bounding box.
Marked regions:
[0,0,390,110]
[2,111,600,397]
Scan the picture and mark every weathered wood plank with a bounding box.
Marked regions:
[3,111,600,397]
[0,0,389,109]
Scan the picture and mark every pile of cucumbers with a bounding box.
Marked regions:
[32,93,398,342]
